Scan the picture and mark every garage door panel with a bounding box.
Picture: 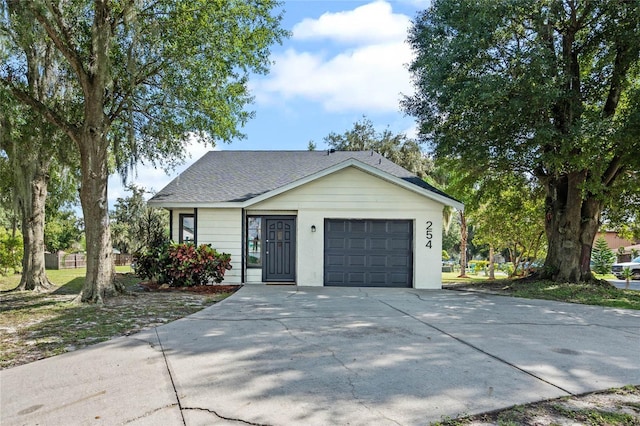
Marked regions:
[349,221,366,233]
[370,221,388,233]
[325,272,345,284]
[368,255,389,267]
[326,238,345,249]
[348,255,366,267]
[369,273,387,284]
[348,238,366,249]
[347,272,365,284]
[370,238,388,249]
[390,238,411,250]
[389,256,409,267]
[324,219,413,288]
[391,273,409,284]
[326,255,345,267]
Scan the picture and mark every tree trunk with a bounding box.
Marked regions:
[542,172,601,282]
[78,130,119,303]
[458,211,468,278]
[488,244,495,280]
[15,152,54,291]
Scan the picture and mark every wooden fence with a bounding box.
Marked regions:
[45,252,133,269]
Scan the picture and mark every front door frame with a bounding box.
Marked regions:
[262,216,296,282]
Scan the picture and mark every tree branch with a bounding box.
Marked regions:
[602,157,623,187]
[25,2,90,93]
[603,42,635,118]
[3,81,79,144]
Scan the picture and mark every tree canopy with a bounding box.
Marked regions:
[1,0,287,302]
[405,0,640,282]
[110,185,168,255]
[324,117,432,178]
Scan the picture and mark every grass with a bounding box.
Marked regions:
[443,273,640,310]
[0,265,134,292]
[0,267,236,369]
[431,385,640,426]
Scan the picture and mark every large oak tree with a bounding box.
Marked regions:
[0,2,74,291]
[404,0,640,282]
[1,0,286,302]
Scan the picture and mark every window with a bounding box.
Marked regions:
[179,214,195,243]
[247,217,262,267]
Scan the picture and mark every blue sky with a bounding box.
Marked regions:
[108,0,431,207]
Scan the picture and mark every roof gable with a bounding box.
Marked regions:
[148,150,462,210]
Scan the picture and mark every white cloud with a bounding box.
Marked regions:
[293,1,410,44]
[254,1,414,113]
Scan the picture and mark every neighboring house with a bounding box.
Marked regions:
[596,231,638,252]
[149,150,463,289]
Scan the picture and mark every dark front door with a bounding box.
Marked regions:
[263,217,296,282]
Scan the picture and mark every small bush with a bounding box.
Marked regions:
[133,242,232,287]
[132,240,171,284]
[468,260,488,274]
[0,228,23,275]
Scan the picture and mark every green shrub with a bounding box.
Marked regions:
[468,260,488,274]
[133,242,232,287]
[0,228,23,275]
[133,240,171,283]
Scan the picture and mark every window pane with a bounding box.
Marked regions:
[182,216,194,242]
[247,217,261,266]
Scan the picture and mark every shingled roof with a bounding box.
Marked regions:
[148,150,461,207]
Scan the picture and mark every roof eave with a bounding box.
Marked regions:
[147,201,245,209]
[243,158,464,210]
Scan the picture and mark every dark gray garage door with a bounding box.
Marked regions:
[324,219,413,287]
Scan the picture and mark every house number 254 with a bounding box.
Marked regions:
[425,221,433,249]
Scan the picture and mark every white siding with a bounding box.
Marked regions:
[169,208,242,284]
[249,167,444,289]
[195,209,243,283]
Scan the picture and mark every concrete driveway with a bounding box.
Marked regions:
[1,286,639,425]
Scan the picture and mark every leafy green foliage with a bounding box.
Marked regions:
[324,117,431,178]
[621,267,634,288]
[134,243,232,287]
[45,210,82,252]
[591,237,617,275]
[110,185,168,254]
[405,0,640,282]
[0,227,22,274]
[2,0,287,301]
[470,172,547,276]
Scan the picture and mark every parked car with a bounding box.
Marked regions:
[611,256,640,280]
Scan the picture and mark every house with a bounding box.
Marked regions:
[596,231,638,252]
[148,150,463,289]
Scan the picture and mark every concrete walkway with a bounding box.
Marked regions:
[1,286,639,425]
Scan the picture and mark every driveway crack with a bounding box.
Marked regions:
[155,328,187,426]
[182,407,271,425]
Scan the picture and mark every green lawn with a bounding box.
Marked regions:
[444,273,640,310]
[0,266,132,292]
[0,266,232,369]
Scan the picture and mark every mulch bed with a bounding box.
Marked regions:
[136,282,242,295]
